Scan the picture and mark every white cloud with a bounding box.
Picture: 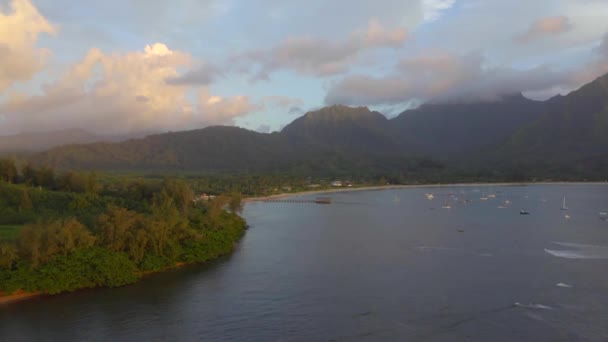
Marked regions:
[325,50,578,106]
[0,0,56,91]
[422,0,456,22]
[255,124,271,133]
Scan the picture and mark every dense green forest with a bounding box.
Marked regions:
[0,159,246,296]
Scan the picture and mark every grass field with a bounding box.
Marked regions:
[0,225,22,240]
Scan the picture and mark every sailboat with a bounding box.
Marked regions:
[561,196,568,211]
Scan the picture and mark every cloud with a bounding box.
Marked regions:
[198,88,260,126]
[325,51,577,106]
[233,18,408,80]
[0,43,260,134]
[516,16,573,43]
[422,0,456,22]
[261,96,304,109]
[572,32,608,85]
[255,124,271,133]
[597,33,608,57]
[165,62,223,85]
[288,106,303,115]
[0,0,56,91]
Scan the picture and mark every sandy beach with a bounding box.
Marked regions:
[243,181,607,202]
[0,290,42,305]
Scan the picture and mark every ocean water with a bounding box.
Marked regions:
[1,184,608,341]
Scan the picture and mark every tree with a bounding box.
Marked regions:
[228,192,243,213]
[0,241,17,268]
[21,163,36,185]
[17,218,95,267]
[159,178,194,215]
[97,207,141,253]
[19,189,32,212]
[36,166,56,188]
[206,195,229,228]
[0,159,18,183]
[85,172,100,194]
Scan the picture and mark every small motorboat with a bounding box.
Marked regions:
[520,210,530,215]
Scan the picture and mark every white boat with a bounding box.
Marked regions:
[488,194,496,199]
[425,193,434,200]
[561,196,568,211]
[564,214,571,220]
[441,196,451,209]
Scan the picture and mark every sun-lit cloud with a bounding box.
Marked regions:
[516,16,573,43]
[2,0,608,135]
[198,88,260,126]
[0,43,262,134]
[0,0,56,91]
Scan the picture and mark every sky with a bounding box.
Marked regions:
[1,0,608,135]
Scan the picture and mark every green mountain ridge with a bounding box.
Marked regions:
[28,72,608,179]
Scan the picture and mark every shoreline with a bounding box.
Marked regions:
[0,262,189,305]
[0,226,246,306]
[0,290,43,305]
[244,181,608,202]
[0,260,218,305]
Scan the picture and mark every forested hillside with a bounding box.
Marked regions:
[27,73,608,180]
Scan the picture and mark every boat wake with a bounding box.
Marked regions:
[544,242,608,259]
[514,302,553,310]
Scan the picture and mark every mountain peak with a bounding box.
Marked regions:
[299,105,387,123]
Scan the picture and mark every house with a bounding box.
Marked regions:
[331,180,343,187]
[193,193,216,202]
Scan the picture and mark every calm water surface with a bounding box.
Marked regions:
[2,184,608,341]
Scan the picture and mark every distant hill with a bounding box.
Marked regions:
[28,72,608,180]
[497,73,608,164]
[0,129,150,155]
[0,129,98,155]
[391,93,542,159]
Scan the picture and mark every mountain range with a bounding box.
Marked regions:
[0,129,150,155]
[24,73,608,180]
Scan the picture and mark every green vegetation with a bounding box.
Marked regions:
[0,161,246,297]
[0,225,22,241]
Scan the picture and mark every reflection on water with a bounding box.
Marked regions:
[1,184,608,341]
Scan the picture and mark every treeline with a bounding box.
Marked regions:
[1,158,99,194]
[0,160,246,296]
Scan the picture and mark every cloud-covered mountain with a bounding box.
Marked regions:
[28,72,608,180]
